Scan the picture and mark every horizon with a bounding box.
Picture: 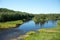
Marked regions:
[0,8,60,14]
[0,0,60,14]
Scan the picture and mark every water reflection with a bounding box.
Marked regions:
[0,20,57,40]
[0,28,25,40]
[19,20,57,32]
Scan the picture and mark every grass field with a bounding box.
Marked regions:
[0,20,23,28]
[23,20,60,40]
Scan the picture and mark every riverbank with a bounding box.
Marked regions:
[23,20,60,40]
[0,20,23,29]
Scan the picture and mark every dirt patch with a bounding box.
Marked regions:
[38,29,58,32]
[45,30,57,32]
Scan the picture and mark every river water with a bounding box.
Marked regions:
[18,20,57,32]
[0,20,57,40]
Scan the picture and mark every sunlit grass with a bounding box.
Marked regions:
[0,20,23,28]
[23,20,60,40]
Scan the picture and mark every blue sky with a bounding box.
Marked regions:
[0,0,60,14]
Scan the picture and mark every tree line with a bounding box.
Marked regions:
[0,8,60,22]
[33,14,60,24]
[0,8,34,22]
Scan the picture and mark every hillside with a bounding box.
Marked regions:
[0,8,34,22]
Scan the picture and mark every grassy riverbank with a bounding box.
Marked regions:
[0,20,23,28]
[23,20,60,40]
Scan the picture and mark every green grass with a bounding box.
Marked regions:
[23,20,60,40]
[0,20,23,28]
[25,32,60,40]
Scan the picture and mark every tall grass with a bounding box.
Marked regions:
[0,20,23,28]
[23,20,60,40]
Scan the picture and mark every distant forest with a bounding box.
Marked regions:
[0,8,60,22]
[0,8,34,22]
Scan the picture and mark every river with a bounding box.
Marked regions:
[0,20,57,40]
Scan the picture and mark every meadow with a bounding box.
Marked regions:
[0,20,23,28]
[23,20,60,40]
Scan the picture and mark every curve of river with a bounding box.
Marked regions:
[0,20,57,40]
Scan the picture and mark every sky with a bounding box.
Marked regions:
[0,0,60,14]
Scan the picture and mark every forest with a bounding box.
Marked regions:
[0,8,60,28]
[0,8,60,22]
[0,8,34,22]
